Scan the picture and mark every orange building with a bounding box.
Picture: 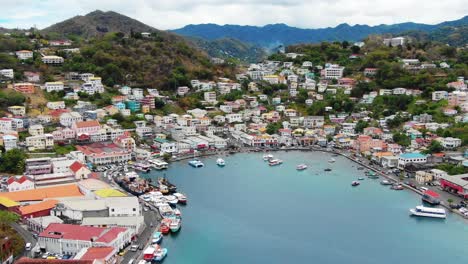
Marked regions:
[13,82,35,94]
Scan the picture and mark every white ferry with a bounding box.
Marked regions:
[188,159,204,168]
[216,158,226,167]
[409,205,446,219]
[134,163,151,173]
[269,159,283,166]
[149,159,169,170]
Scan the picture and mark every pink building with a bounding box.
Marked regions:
[353,135,386,153]
[72,120,101,136]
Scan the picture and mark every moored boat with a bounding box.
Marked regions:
[409,205,446,219]
[154,247,168,262]
[391,184,404,190]
[422,190,441,205]
[324,168,332,172]
[164,195,179,206]
[380,180,392,185]
[188,159,204,168]
[158,177,177,193]
[216,158,226,167]
[134,163,151,173]
[269,159,283,166]
[149,159,169,170]
[358,177,364,180]
[351,181,360,186]
[173,193,187,204]
[152,231,163,244]
[160,219,172,234]
[263,154,274,161]
[328,158,336,163]
[169,218,181,232]
[296,164,308,170]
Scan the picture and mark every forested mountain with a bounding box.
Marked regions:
[172,16,468,47]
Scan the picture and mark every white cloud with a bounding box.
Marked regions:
[0,0,466,30]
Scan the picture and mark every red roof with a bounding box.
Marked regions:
[424,190,440,198]
[79,247,115,260]
[69,161,84,173]
[7,176,31,185]
[74,120,100,128]
[95,227,127,243]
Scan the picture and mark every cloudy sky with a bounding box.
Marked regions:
[1,0,467,30]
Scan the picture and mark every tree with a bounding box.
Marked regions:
[422,140,444,154]
[393,133,410,147]
[355,120,369,133]
[447,198,454,206]
[266,122,282,135]
[0,149,27,174]
[0,211,19,231]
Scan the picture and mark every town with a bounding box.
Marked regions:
[1,19,468,264]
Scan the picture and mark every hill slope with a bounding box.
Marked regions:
[41,10,157,37]
[172,16,468,47]
[187,37,266,62]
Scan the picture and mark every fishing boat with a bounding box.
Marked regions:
[173,193,187,204]
[154,247,168,262]
[263,154,274,161]
[188,159,204,168]
[410,205,446,219]
[367,171,379,179]
[380,180,392,185]
[134,163,151,173]
[160,219,172,234]
[174,208,182,217]
[164,195,179,206]
[422,190,441,205]
[328,158,336,163]
[169,219,181,232]
[143,246,156,261]
[391,184,404,190]
[149,159,169,170]
[216,158,226,167]
[269,159,283,166]
[358,177,365,180]
[158,177,177,193]
[351,181,360,186]
[296,164,308,170]
[324,168,332,172]
[114,172,150,196]
[152,231,163,244]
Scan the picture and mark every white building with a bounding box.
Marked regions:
[41,55,64,64]
[45,82,64,92]
[383,37,405,46]
[26,134,54,151]
[29,124,44,136]
[432,91,448,101]
[15,50,33,60]
[397,153,427,170]
[204,91,217,103]
[47,101,66,110]
[440,137,462,149]
[60,112,83,127]
[6,176,34,192]
[2,134,18,151]
[0,69,14,79]
[322,65,344,79]
[226,113,243,123]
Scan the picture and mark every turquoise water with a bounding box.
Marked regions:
[143,151,468,264]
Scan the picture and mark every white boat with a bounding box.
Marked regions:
[174,208,182,217]
[163,195,179,205]
[188,159,204,168]
[409,205,446,219]
[263,154,274,161]
[216,158,226,167]
[173,193,187,204]
[328,158,336,163]
[269,159,283,166]
[149,159,169,170]
[296,164,308,170]
[134,163,151,173]
[169,219,181,232]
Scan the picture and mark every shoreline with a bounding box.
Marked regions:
[168,146,466,219]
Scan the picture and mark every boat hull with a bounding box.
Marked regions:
[409,209,446,219]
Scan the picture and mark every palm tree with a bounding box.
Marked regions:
[447,198,454,206]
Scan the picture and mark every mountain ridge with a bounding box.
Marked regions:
[172,16,468,47]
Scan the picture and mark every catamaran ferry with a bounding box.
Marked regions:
[409,205,446,219]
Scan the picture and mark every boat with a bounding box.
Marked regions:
[154,247,168,262]
[174,208,182,217]
[358,177,364,180]
[152,231,163,244]
[173,193,187,204]
[263,154,274,161]
[169,218,181,232]
[357,167,364,170]
[160,219,171,234]
[114,172,152,196]
[188,159,204,168]
[143,246,156,261]
[149,159,169,170]
[422,190,441,205]
[269,159,283,166]
[409,205,446,219]
[380,180,392,185]
[351,181,360,186]
[328,158,336,163]
[296,164,308,171]
[324,168,332,172]
[134,163,151,173]
[216,158,226,167]
[391,184,404,190]
[164,195,179,206]
[158,177,177,193]
[367,171,379,179]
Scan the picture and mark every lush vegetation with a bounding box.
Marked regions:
[0,149,27,174]
[436,163,468,175]
[0,211,23,260]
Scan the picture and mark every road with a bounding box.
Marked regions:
[10,222,36,259]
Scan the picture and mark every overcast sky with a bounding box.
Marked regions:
[0,0,467,30]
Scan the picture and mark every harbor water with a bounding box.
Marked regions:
[143,151,468,264]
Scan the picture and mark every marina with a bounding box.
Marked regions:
[141,151,468,264]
